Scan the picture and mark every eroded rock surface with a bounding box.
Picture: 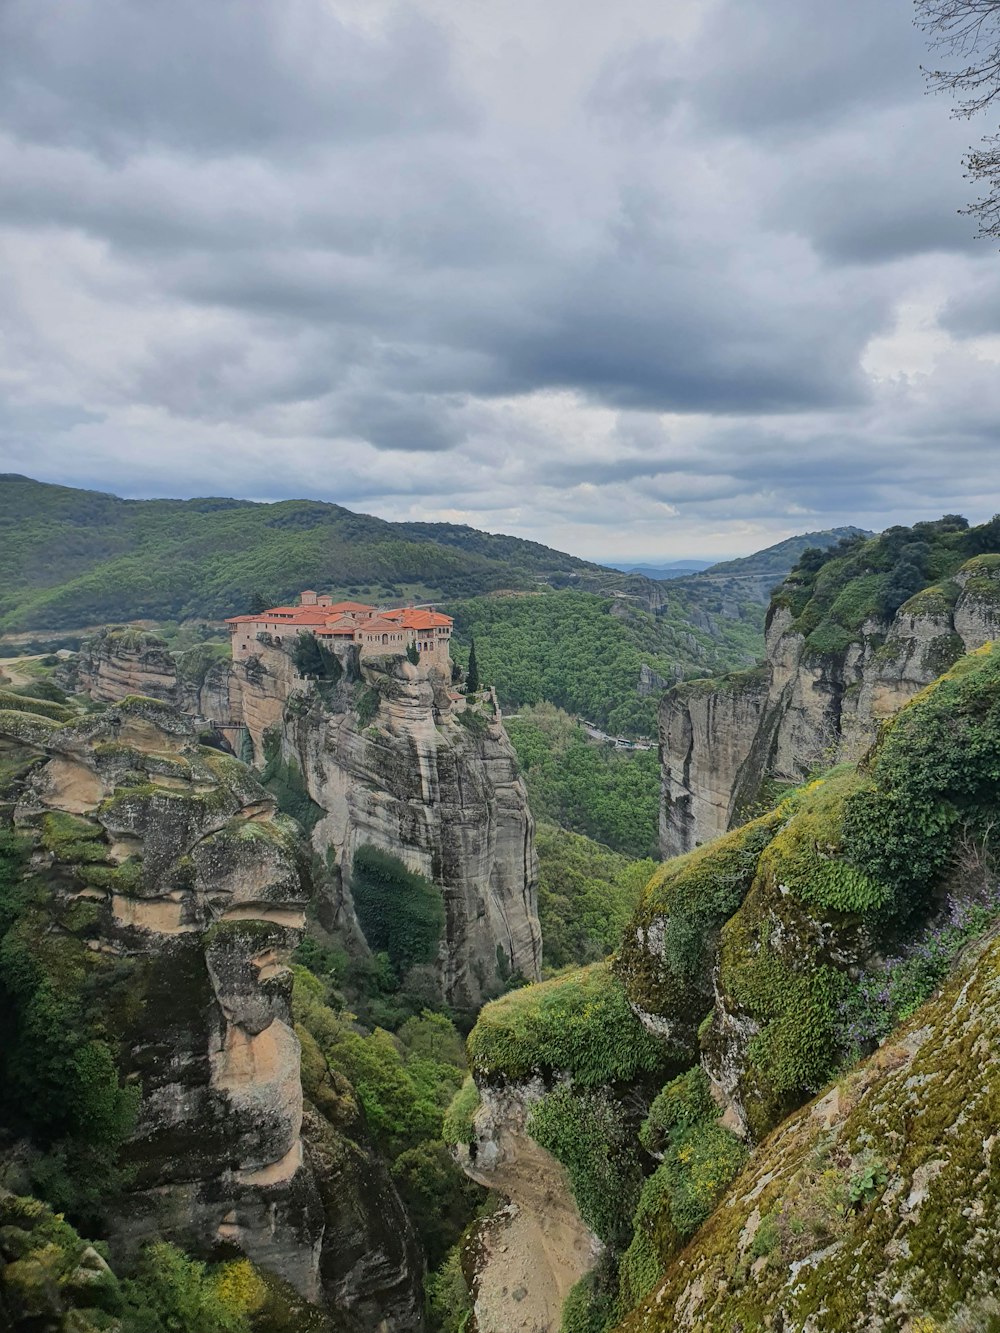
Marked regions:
[618,927,1000,1332]
[76,631,542,1011]
[0,695,423,1330]
[456,1082,603,1333]
[660,556,1000,856]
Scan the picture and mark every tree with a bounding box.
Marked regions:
[465,638,480,694]
[247,590,273,615]
[917,0,1000,236]
[406,642,420,666]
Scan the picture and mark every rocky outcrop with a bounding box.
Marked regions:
[74,631,541,1011]
[75,627,234,725]
[0,695,423,1329]
[455,1081,603,1333]
[618,924,1000,1332]
[660,555,1000,857]
[233,645,542,1010]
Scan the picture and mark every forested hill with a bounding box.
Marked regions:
[668,525,872,605]
[0,474,611,630]
[0,474,865,634]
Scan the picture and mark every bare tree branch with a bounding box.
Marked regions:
[916,0,1000,233]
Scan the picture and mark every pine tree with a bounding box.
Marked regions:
[406,642,420,665]
[466,638,480,694]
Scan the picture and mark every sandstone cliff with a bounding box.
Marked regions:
[0,693,424,1330]
[75,627,233,723]
[660,545,1000,857]
[233,645,542,1010]
[77,628,542,1011]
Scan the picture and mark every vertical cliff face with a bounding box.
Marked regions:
[0,695,424,1330]
[232,646,542,1009]
[76,627,541,1014]
[660,555,1000,857]
[75,627,234,724]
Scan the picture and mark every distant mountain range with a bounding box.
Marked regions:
[703,527,872,580]
[0,474,872,633]
[608,560,713,580]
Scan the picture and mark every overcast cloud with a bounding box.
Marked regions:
[1,0,998,560]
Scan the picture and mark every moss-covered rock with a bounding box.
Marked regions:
[616,925,1000,1332]
[616,809,784,1051]
[468,961,673,1087]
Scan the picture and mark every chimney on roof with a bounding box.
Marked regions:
[317,595,332,607]
[301,590,318,606]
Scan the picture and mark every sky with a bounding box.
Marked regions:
[1,0,999,562]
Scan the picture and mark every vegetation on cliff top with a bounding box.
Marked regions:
[775,513,1000,655]
[468,961,672,1087]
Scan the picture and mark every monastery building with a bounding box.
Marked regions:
[226,591,454,673]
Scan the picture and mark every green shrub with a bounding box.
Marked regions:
[456,706,488,737]
[292,969,464,1159]
[639,1066,715,1155]
[259,729,323,834]
[617,810,781,1041]
[620,1068,747,1307]
[351,845,445,978]
[560,1265,619,1333]
[442,1078,481,1147]
[354,686,381,726]
[527,1085,642,1243]
[759,769,888,916]
[391,1139,485,1269]
[0,829,138,1221]
[121,1242,254,1332]
[425,1243,473,1333]
[468,962,670,1086]
[842,643,1000,915]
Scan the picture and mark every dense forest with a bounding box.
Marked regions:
[506,704,661,856]
[451,589,762,736]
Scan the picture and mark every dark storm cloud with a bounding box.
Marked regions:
[680,0,925,137]
[0,0,997,555]
[0,0,467,156]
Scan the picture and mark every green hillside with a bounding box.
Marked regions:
[0,474,605,631]
[703,526,871,580]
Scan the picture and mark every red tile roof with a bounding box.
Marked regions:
[227,598,452,633]
[391,608,453,629]
[359,618,408,633]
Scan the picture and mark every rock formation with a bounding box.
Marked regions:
[0,693,424,1330]
[660,551,1000,857]
[618,923,1000,1331]
[77,628,542,1011]
[75,627,232,723]
[454,1080,603,1333]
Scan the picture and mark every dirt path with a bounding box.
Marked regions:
[1,655,45,687]
[471,1195,599,1333]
